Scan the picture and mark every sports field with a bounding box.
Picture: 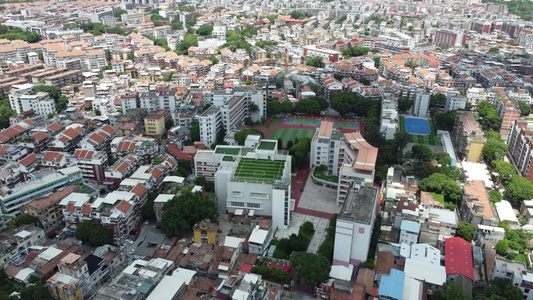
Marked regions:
[268,128,315,146]
[400,116,441,146]
[234,158,285,183]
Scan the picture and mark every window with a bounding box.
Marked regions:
[250,192,268,199]
[230,201,245,207]
[247,203,261,209]
[232,191,243,197]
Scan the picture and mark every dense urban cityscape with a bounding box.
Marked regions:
[0,0,533,299]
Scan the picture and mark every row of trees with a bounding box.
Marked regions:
[251,265,292,284]
[330,92,377,117]
[273,221,314,259]
[477,101,501,131]
[342,46,369,57]
[0,26,41,43]
[289,137,311,168]
[317,214,337,263]
[494,223,532,266]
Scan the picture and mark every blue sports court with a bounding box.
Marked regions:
[404,117,431,135]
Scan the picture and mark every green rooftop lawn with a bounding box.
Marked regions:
[257,141,277,151]
[215,147,241,155]
[234,158,285,183]
[222,155,234,162]
[79,185,94,194]
[431,192,445,204]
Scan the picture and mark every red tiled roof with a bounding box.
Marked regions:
[32,131,48,142]
[47,122,64,132]
[73,149,94,160]
[81,204,91,215]
[445,237,474,280]
[43,151,64,163]
[166,145,192,161]
[151,167,163,179]
[131,183,147,197]
[115,200,132,214]
[18,153,37,167]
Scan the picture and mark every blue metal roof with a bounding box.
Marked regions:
[378,269,405,300]
[400,220,421,233]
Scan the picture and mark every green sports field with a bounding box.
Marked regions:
[234,158,285,183]
[268,128,315,146]
[400,116,441,146]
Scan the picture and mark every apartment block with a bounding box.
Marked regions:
[452,111,486,162]
[72,149,108,182]
[508,119,533,180]
[44,69,83,88]
[310,122,378,206]
[413,89,430,118]
[144,110,169,137]
[26,185,80,234]
[333,186,378,267]
[494,96,520,139]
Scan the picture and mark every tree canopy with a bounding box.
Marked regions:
[235,129,264,145]
[294,98,322,115]
[160,192,218,237]
[330,92,374,116]
[0,97,15,129]
[455,222,476,241]
[518,101,531,117]
[434,152,452,166]
[342,47,369,57]
[418,173,462,203]
[482,139,508,162]
[290,252,331,287]
[434,110,456,131]
[14,215,39,228]
[34,85,61,101]
[398,98,412,112]
[306,57,324,68]
[289,137,312,167]
[506,175,533,206]
[75,221,113,246]
[477,101,501,131]
[290,11,312,19]
[411,144,433,162]
[432,280,472,300]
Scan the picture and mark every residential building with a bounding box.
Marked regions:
[333,186,378,267]
[140,86,177,113]
[490,256,533,300]
[110,136,159,165]
[433,29,465,47]
[193,219,217,244]
[380,98,399,140]
[26,185,79,234]
[413,89,430,118]
[452,111,486,162]
[459,180,498,227]
[46,272,83,300]
[214,138,292,229]
[72,150,108,182]
[445,91,467,112]
[508,119,533,180]
[144,110,169,137]
[399,220,420,245]
[494,96,521,139]
[196,106,221,146]
[518,28,533,49]
[8,83,34,114]
[44,69,83,88]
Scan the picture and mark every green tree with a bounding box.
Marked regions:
[489,190,504,203]
[235,129,264,145]
[372,56,380,67]
[289,137,312,167]
[294,98,321,115]
[19,283,51,299]
[411,144,433,162]
[455,223,476,241]
[488,47,500,54]
[491,160,516,183]
[430,93,447,108]
[290,252,331,287]
[116,9,127,20]
[506,175,533,206]
[434,110,457,131]
[360,259,375,269]
[484,129,501,141]
[75,221,113,246]
[196,24,214,36]
[317,214,337,263]
[434,152,452,166]
[342,47,369,57]
[482,139,508,162]
[477,101,501,131]
[418,173,462,203]
[160,192,218,237]
[176,34,198,55]
[398,98,412,112]
[306,57,324,68]
[479,278,524,300]
[142,199,155,219]
[14,215,39,227]
[432,280,472,300]
[495,239,509,256]
[518,101,531,116]
[33,85,61,101]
